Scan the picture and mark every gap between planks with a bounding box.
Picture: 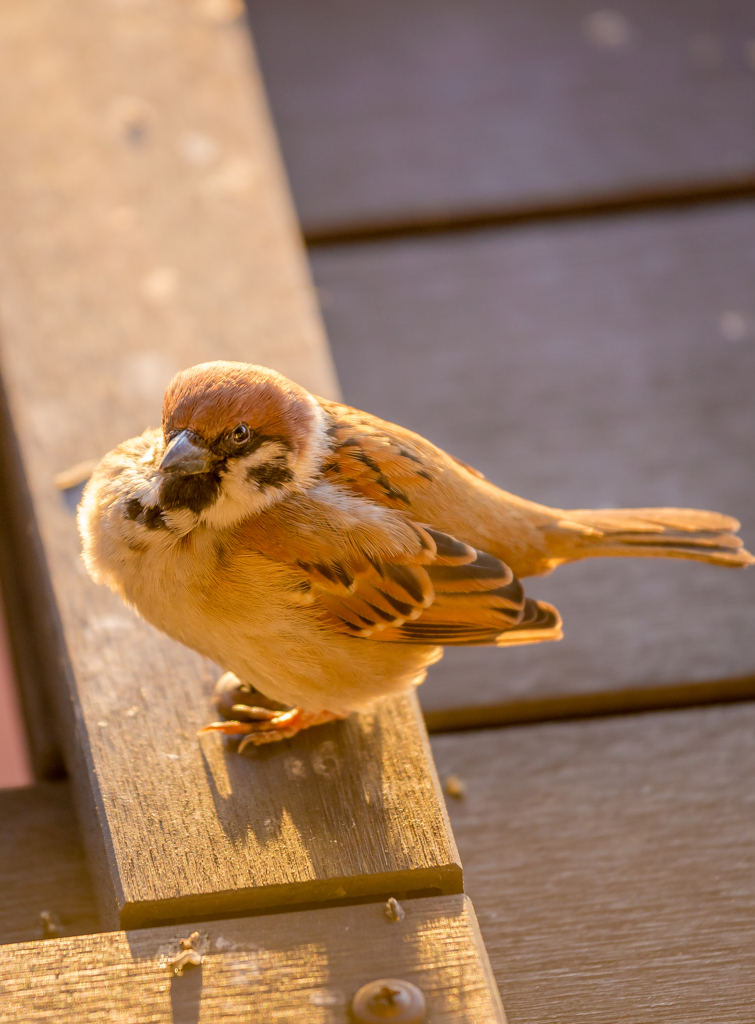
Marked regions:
[423,673,755,733]
[305,179,755,247]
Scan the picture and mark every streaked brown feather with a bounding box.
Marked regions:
[317,399,754,576]
[427,549,514,592]
[320,399,466,510]
[235,484,557,647]
[377,598,562,646]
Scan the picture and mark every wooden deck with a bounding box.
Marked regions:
[247,3,755,1018]
[1,1,754,1020]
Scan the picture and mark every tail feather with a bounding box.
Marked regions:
[554,507,754,568]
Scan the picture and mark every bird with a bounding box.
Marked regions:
[78,360,753,750]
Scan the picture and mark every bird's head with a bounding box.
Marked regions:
[158,361,328,529]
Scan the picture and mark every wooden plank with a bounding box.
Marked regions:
[247,0,755,236]
[311,201,755,722]
[0,894,505,1023]
[432,704,755,1024]
[0,782,99,945]
[0,0,460,929]
[0,0,339,783]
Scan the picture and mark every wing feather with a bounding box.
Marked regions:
[234,480,560,647]
[319,398,488,511]
[233,401,561,647]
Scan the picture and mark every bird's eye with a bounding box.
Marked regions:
[231,423,250,445]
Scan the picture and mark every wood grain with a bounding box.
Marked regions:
[247,0,755,235]
[0,782,99,945]
[0,0,459,928]
[0,894,505,1023]
[432,703,755,1024]
[311,202,755,719]
[0,0,339,783]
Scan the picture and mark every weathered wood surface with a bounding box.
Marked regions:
[0,782,99,945]
[0,894,505,1023]
[247,0,755,236]
[432,703,755,1024]
[311,202,755,723]
[0,0,339,783]
[0,0,459,929]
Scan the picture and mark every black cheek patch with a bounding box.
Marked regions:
[125,498,143,521]
[123,498,167,530]
[246,461,294,491]
[142,505,166,530]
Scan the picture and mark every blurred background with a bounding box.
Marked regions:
[2,0,755,784]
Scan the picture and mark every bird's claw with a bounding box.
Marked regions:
[230,704,279,721]
[201,674,345,750]
[198,707,302,743]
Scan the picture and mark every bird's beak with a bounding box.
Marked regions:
[159,430,214,475]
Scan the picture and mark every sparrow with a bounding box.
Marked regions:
[78,361,753,750]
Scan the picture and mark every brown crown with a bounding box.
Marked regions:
[162,362,315,450]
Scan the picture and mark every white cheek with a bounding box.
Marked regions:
[245,440,290,468]
[197,447,292,530]
[294,398,330,487]
[161,508,198,537]
[131,474,162,507]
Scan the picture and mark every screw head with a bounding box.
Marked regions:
[352,979,426,1023]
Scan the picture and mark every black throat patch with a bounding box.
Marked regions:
[158,470,223,515]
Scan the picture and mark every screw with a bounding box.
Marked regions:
[352,979,426,1023]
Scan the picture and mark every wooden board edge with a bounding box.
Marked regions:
[118,863,464,931]
[423,674,755,733]
[0,894,505,1023]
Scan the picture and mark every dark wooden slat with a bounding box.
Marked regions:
[0,595,33,787]
[0,894,505,1023]
[432,703,755,1024]
[0,782,99,945]
[0,0,460,930]
[0,385,63,780]
[247,0,755,235]
[311,202,755,719]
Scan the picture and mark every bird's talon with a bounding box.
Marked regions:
[197,720,254,736]
[267,707,301,727]
[237,708,304,752]
[229,704,278,721]
[198,706,304,745]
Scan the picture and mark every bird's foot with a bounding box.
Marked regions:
[240,709,344,749]
[198,672,344,751]
[198,708,343,750]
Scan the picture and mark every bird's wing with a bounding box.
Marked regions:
[237,483,561,647]
[318,398,485,509]
[316,398,570,580]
